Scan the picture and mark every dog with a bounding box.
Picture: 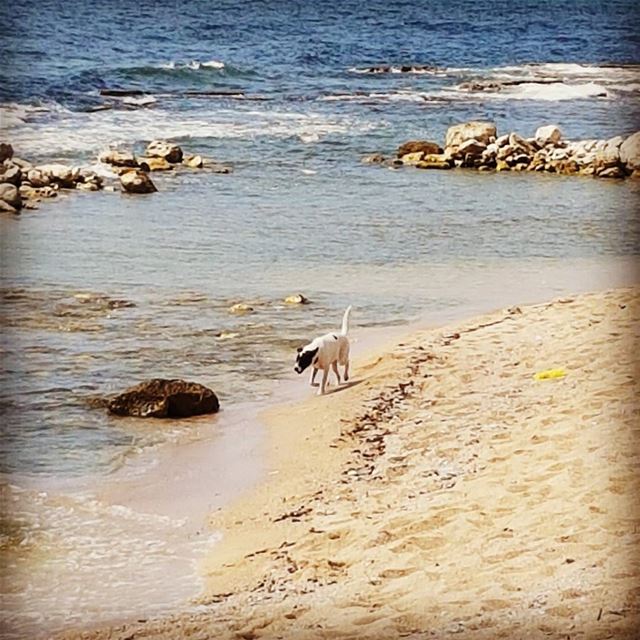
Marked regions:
[294,306,352,395]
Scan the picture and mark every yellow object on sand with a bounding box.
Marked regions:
[534,368,567,380]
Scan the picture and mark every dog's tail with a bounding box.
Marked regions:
[340,305,352,336]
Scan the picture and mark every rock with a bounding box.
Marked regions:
[184,154,204,169]
[207,162,233,174]
[27,169,51,188]
[495,159,510,171]
[145,140,183,164]
[0,143,13,163]
[138,157,173,172]
[361,153,386,165]
[0,183,22,209]
[400,152,425,166]
[397,140,443,158]
[99,149,139,168]
[1,164,22,186]
[508,133,535,155]
[120,170,157,194]
[445,122,497,149]
[597,166,625,179]
[107,379,219,418]
[495,134,510,148]
[10,157,33,171]
[619,131,640,171]
[284,293,310,305]
[416,154,451,170]
[511,153,532,166]
[457,139,487,158]
[36,163,80,188]
[229,303,254,314]
[0,199,18,214]
[497,144,515,161]
[535,125,562,146]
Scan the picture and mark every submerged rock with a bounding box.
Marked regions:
[284,293,311,305]
[361,153,386,165]
[183,154,204,168]
[120,170,157,194]
[229,302,254,314]
[108,379,220,418]
[138,157,173,172]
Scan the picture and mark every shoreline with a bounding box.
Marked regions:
[61,285,640,639]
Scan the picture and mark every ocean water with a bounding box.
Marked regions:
[1,1,640,637]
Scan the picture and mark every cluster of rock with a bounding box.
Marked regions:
[107,378,219,418]
[363,122,640,180]
[99,140,232,194]
[0,139,232,213]
[228,293,311,315]
[0,142,105,214]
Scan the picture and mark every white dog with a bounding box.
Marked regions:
[294,306,352,395]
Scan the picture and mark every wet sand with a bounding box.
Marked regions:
[62,286,640,639]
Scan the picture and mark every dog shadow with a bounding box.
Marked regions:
[323,378,363,395]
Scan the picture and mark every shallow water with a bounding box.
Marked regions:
[1,1,640,637]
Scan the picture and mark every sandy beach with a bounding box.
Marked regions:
[61,286,640,640]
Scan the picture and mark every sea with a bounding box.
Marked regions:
[1,0,639,637]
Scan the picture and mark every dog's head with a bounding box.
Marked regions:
[294,345,318,374]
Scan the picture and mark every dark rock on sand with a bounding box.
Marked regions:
[120,170,157,194]
[108,379,220,418]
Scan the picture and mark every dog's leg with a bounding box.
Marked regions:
[310,367,319,387]
[343,360,349,382]
[332,362,341,385]
[319,368,329,395]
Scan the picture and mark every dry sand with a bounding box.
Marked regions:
[64,287,640,640]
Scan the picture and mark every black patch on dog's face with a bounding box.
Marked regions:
[294,347,318,374]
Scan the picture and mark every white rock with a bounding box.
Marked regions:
[535,125,562,146]
[620,131,640,171]
[445,121,497,148]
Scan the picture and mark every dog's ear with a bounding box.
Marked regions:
[297,346,303,353]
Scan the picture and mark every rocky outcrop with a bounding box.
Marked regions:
[99,149,139,168]
[120,170,157,194]
[0,143,13,163]
[108,379,219,418]
[386,122,640,180]
[397,140,443,158]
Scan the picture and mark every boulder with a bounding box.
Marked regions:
[36,163,80,188]
[145,140,183,164]
[535,125,562,146]
[0,183,22,209]
[445,122,497,149]
[397,140,443,158]
[99,149,139,168]
[457,139,487,157]
[1,164,22,186]
[27,168,51,188]
[184,154,204,169]
[284,293,310,305]
[120,170,157,194]
[508,133,535,155]
[0,143,13,163]
[596,165,625,179]
[400,152,425,166]
[107,379,219,418]
[10,157,33,171]
[620,131,640,171]
[0,199,18,214]
[138,157,173,171]
[495,134,510,148]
